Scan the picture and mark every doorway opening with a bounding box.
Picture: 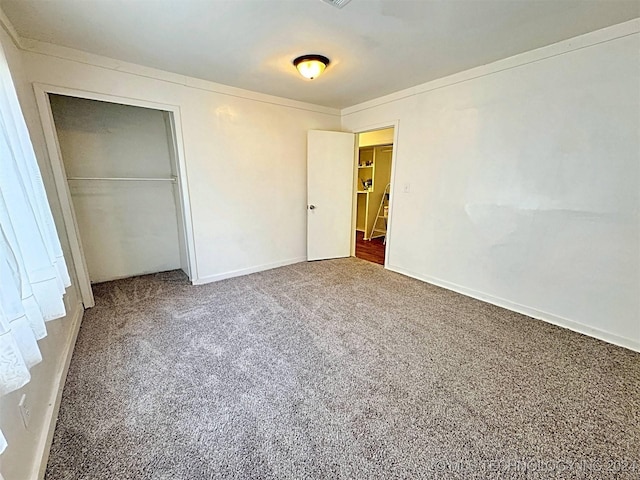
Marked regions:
[354,127,394,266]
[43,93,194,306]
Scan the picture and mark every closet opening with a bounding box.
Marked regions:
[353,127,395,266]
[43,93,194,307]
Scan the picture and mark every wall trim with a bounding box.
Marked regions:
[342,18,640,116]
[0,7,22,50]
[386,264,640,353]
[33,301,84,480]
[193,257,307,285]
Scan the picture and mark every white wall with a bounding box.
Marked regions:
[50,95,182,283]
[0,20,83,480]
[342,21,640,351]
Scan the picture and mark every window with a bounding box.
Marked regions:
[0,43,70,453]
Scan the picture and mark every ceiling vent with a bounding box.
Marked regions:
[320,0,353,9]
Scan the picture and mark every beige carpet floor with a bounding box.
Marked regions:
[45,258,639,479]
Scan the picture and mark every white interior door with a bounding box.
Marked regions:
[307,130,355,261]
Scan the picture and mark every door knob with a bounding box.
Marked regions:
[309,204,316,210]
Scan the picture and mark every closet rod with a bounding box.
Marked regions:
[67,176,177,183]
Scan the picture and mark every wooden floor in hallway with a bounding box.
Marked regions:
[355,230,385,265]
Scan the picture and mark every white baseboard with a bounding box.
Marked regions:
[33,302,84,480]
[386,264,640,353]
[192,256,307,285]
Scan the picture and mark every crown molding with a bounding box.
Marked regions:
[341,18,640,117]
[0,6,23,49]
[21,39,341,116]
[2,4,637,118]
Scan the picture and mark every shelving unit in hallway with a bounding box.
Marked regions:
[356,144,392,240]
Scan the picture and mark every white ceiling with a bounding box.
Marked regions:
[2,0,638,109]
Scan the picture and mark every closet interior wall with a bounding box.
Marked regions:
[49,94,186,283]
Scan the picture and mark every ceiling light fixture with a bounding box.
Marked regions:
[293,55,330,80]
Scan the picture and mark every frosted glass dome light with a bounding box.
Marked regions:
[293,55,330,80]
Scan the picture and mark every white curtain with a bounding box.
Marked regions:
[0,43,70,454]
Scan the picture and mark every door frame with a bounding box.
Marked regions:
[349,120,400,268]
[33,83,198,307]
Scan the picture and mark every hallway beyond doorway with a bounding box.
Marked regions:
[354,231,384,265]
